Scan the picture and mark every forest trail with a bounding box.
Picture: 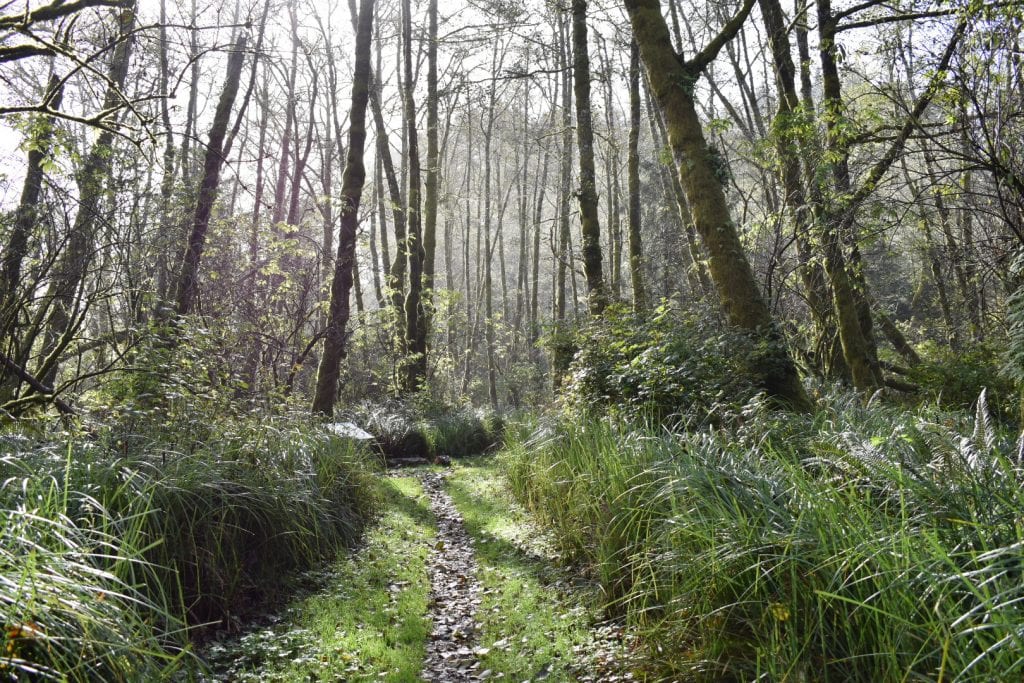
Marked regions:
[202,458,637,681]
[418,471,485,681]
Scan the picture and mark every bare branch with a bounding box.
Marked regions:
[688,0,758,73]
[0,0,130,30]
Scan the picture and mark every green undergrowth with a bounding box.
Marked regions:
[346,400,503,462]
[503,392,1024,681]
[202,476,435,681]
[447,459,611,680]
[0,412,381,680]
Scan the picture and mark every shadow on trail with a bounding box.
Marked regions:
[441,468,638,683]
[445,475,590,597]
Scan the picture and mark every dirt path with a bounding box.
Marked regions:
[419,471,486,681]
[201,466,639,681]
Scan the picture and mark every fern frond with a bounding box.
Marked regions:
[972,388,996,455]
[1016,429,1024,469]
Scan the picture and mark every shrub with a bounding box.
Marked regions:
[1003,261,1024,423]
[558,303,762,426]
[908,341,1017,425]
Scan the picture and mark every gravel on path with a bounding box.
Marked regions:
[419,472,487,682]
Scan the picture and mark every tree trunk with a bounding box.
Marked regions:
[555,16,572,322]
[530,116,552,349]
[180,0,199,185]
[173,33,249,316]
[644,82,708,297]
[271,5,299,229]
[815,0,883,391]
[598,35,623,300]
[626,40,646,311]
[757,0,834,371]
[311,0,374,416]
[401,0,426,391]
[625,0,811,410]
[375,151,390,287]
[32,5,136,390]
[0,73,63,343]
[154,0,177,304]
[422,0,439,342]
[572,0,606,315]
[901,153,957,347]
[482,39,503,411]
[369,39,407,341]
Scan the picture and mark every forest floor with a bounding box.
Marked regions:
[200,457,640,682]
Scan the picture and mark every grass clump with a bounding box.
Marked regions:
[203,476,435,681]
[348,401,432,462]
[347,400,502,463]
[0,411,382,680]
[142,415,382,630]
[0,436,189,681]
[503,393,1024,681]
[424,406,503,459]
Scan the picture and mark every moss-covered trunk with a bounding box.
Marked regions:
[625,0,810,410]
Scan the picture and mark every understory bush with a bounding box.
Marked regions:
[0,412,382,680]
[346,399,502,462]
[555,303,763,426]
[503,391,1024,681]
[907,341,1017,425]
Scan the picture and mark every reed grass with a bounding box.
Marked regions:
[0,411,382,680]
[503,391,1024,681]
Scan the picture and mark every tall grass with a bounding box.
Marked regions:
[0,436,188,680]
[142,415,381,628]
[346,400,502,462]
[0,412,382,680]
[503,392,1024,681]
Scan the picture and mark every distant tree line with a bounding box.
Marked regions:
[0,0,1021,417]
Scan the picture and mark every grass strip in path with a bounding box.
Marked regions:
[447,457,639,682]
[201,476,435,681]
